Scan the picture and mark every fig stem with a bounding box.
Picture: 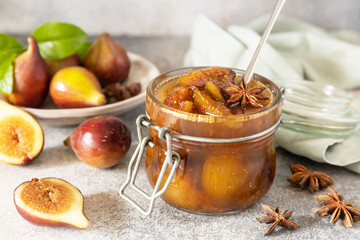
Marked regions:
[63,137,71,147]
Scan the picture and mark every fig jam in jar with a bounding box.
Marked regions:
[144,67,282,214]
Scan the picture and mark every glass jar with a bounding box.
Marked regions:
[144,67,282,214]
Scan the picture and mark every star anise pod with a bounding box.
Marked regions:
[315,186,360,228]
[256,203,300,236]
[221,79,268,109]
[287,164,334,193]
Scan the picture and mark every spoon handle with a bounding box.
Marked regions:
[243,0,287,84]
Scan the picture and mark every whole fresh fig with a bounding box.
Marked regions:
[83,33,130,86]
[49,66,106,108]
[6,37,50,108]
[65,115,131,168]
[45,53,80,77]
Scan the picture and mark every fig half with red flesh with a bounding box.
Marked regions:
[0,100,44,165]
[13,178,89,229]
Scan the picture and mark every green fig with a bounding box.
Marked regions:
[49,66,106,108]
[45,54,80,77]
[6,37,50,108]
[83,33,130,86]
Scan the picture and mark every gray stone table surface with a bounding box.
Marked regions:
[1,36,360,240]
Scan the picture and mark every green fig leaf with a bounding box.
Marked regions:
[0,51,18,95]
[32,22,87,60]
[0,34,23,53]
[77,41,92,61]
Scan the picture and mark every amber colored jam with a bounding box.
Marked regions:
[156,67,273,116]
[145,67,282,214]
[21,179,73,214]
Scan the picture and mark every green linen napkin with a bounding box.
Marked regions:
[184,15,360,173]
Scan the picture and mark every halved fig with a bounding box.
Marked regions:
[13,178,89,229]
[0,100,44,165]
[192,87,232,116]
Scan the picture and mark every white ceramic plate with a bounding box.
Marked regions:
[2,52,159,126]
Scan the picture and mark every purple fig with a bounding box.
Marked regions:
[64,115,131,168]
[83,33,130,86]
[6,37,50,108]
[45,54,80,77]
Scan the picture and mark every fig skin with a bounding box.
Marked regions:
[0,100,44,165]
[49,66,106,108]
[6,36,50,108]
[83,33,130,86]
[14,204,76,228]
[65,115,131,168]
[13,178,89,229]
[45,53,80,77]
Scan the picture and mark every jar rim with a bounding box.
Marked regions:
[146,66,282,121]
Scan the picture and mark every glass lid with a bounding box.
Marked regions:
[278,80,360,138]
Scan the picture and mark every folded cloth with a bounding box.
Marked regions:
[184,15,360,173]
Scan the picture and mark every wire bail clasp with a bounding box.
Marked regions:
[119,114,180,215]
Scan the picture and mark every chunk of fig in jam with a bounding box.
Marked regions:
[177,67,236,89]
[205,81,225,102]
[192,87,231,116]
[163,85,194,113]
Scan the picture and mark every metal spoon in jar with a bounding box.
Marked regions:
[242,0,287,84]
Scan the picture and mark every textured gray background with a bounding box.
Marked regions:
[0,0,360,35]
[0,36,359,240]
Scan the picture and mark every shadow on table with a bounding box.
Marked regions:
[85,192,127,232]
[27,145,78,169]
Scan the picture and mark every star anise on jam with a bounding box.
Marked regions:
[256,203,300,236]
[287,164,334,193]
[315,187,360,228]
[221,78,269,109]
